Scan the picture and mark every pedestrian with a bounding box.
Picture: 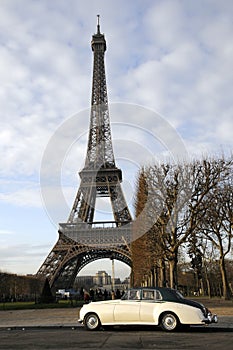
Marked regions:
[83,289,90,303]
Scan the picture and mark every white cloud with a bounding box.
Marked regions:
[0,187,41,208]
[0,0,232,276]
[0,243,52,274]
[0,229,14,235]
[79,259,131,280]
[144,0,188,50]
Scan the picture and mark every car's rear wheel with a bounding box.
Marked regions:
[160,312,179,331]
[84,313,101,331]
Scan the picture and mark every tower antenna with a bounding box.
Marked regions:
[97,14,100,34]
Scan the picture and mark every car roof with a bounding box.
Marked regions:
[130,286,175,292]
[127,287,204,310]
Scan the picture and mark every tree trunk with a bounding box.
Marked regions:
[204,265,211,298]
[200,278,204,296]
[168,257,178,288]
[157,259,165,287]
[151,268,156,287]
[219,257,231,300]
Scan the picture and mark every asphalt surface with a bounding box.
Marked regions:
[0,309,233,349]
[0,308,79,328]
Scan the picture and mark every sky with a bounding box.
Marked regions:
[0,0,232,281]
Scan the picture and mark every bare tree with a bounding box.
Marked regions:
[198,165,233,299]
[137,162,190,288]
[131,170,151,287]
[132,155,233,293]
[133,157,231,289]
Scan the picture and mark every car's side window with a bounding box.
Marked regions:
[142,290,154,300]
[128,289,141,300]
[142,289,162,301]
[155,290,162,300]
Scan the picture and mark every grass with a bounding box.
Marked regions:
[1,296,232,311]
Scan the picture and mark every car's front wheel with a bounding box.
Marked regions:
[84,313,101,331]
[160,312,179,331]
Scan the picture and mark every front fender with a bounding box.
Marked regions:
[79,302,116,324]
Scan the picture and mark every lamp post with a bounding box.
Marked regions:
[111,256,115,298]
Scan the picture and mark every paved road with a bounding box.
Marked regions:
[1,309,233,349]
[0,308,79,328]
[1,317,233,350]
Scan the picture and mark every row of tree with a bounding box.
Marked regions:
[0,272,47,303]
[131,156,233,299]
[0,272,41,302]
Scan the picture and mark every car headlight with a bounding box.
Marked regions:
[201,306,208,317]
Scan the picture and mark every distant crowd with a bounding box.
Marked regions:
[80,287,125,302]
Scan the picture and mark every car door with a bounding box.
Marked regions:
[114,300,141,322]
[97,302,117,324]
[139,289,162,323]
[114,289,141,323]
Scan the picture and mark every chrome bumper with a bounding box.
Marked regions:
[204,313,218,324]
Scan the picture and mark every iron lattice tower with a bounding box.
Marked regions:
[37,17,132,290]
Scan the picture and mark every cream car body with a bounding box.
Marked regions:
[79,287,217,331]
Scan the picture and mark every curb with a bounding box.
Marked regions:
[0,325,81,330]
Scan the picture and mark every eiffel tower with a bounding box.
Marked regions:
[37,16,132,290]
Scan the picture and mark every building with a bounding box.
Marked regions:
[93,271,111,286]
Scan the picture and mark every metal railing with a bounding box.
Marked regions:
[59,222,132,246]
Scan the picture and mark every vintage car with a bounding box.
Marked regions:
[78,287,217,331]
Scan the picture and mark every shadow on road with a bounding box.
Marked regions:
[100,325,233,333]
